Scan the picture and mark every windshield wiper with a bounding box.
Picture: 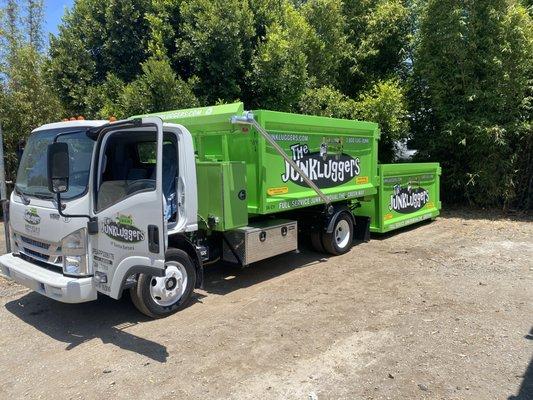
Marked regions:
[14,186,31,205]
[33,191,53,199]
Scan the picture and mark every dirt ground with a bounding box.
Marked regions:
[0,209,531,400]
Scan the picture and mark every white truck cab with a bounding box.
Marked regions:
[0,117,201,317]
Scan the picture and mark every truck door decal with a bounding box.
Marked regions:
[101,213,145,243]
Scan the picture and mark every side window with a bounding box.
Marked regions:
[137,142,156,164]
[96,131,157,212]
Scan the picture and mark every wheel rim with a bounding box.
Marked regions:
[149,261,188,307]
[335,219,351,249]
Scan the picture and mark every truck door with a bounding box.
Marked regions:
[90,118,166,299]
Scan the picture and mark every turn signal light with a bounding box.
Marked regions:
[109,116,117,122]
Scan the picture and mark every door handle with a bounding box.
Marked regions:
[148,225,160,253]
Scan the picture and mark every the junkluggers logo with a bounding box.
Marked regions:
[389,184,429,214]
[281,143,361,188]
[24,208,41,225]
[102,214,145,243]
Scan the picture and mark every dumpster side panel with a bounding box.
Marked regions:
[253,110,380,214]
[196,161,248,231]
[364,163,441,233]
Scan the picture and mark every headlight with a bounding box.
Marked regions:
[61,228,90,276]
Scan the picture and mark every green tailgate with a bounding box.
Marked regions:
[356,163,441,233]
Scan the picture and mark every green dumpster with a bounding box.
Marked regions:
[356,163,441,233]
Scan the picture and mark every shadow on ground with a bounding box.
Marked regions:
[509,327,533,400]
[4,292,172,362]
[3,247,328,362]
[202,248,329,296]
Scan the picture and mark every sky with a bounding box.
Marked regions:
[43,0,73,37]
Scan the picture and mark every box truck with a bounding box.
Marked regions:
[0,103,441,317]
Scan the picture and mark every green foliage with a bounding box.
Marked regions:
[301,0,350,87]
[299,86,357,119]
[355,79,408,162]
[118,57,198,117]
[0,1,63,182]
[177,0,254,104]
[300,80,409,162]
[248,23,308,111]
[412,0,533,207]
[84,73,125,119]
[341,0,410,96]
[49,0,153,114]
[1,0,531,209]
[0,46,63,181]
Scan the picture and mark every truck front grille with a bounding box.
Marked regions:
[20,235,50,250]
[22,247,49,261]
[13,232,62,268]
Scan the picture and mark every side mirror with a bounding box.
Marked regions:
[47,142,70,194]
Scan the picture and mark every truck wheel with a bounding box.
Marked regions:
[310,230,325,253]
[130,249,196,318]
[321,212,354,255]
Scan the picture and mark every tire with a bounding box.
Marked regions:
[310,230,325,253]
[130,248,196,318]
[321,212,354,255]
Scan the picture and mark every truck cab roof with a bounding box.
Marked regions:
[33,120,108,133]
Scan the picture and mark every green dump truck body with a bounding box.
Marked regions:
[356,163,441,233]
[141,103,379,218]
[136,103,440,233]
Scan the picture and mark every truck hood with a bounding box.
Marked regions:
[9,193,88,258]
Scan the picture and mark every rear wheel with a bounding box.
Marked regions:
[130,249,196,318]
[310,230,325,253]
[321,212,354,255]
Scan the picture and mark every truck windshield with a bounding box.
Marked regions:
[16,128,95,200]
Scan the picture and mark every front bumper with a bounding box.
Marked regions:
[0,253,97,303]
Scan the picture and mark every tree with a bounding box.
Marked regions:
[118,57,198,117]
[299,85,357,119]
[0,1,63,181]
[25,0,44,51]
[412,0,533,207]
[177,0,254,104]
[301,0,350,87]
[49,0,153,114]
[300,80,409,162]
[341,0,410,96]
[354,79,408,162]
[247,1,311,110]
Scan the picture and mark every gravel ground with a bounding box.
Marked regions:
[0,209,531,400]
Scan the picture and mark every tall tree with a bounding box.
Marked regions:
[25,0,43,51]
[177,0,254,104]
[246,0,311,110]
[341,0,410,96]
[301,0,350,87]
[0,1,63,181]
[49,0,153,114]
[3,0,20,59]
[412,0,533,207]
